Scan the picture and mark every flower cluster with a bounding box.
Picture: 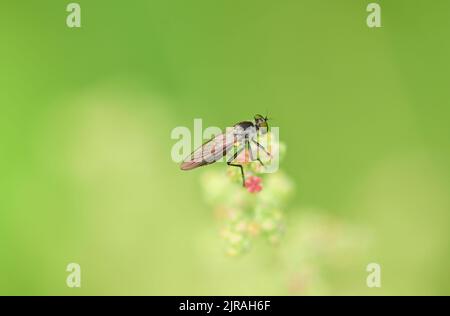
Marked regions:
[201,135,292,256]
[245,176,262,193]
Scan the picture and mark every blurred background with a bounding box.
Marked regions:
[1,0,450,295]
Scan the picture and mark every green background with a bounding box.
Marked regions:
[1,0,449,295]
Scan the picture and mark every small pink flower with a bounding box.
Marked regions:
[245,176,263,193]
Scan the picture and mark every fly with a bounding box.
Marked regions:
[180,114,271,186]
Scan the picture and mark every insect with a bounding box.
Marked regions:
[180,114,271,186]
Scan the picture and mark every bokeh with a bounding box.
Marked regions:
[1,1,450,295]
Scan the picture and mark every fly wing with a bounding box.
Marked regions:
[180,130,241,170]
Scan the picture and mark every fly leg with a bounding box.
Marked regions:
[251,139,272,160]
[247,140,264,167]
[227,143,246,187]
